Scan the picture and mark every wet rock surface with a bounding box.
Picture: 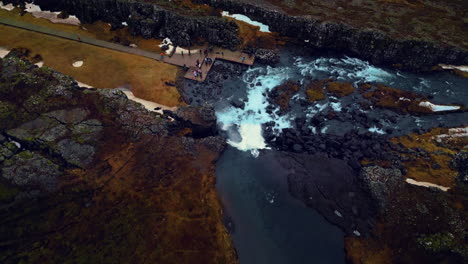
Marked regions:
[277,152,377,236]
[0,57,236,264]
[2,151,61,192]
[254,48,280,66]
[179,60,247,105]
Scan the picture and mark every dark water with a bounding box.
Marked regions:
[216,147,345,264]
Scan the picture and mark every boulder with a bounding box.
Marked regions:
[254,49,280,66]
[1,151,61,191]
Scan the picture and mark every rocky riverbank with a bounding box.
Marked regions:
[195,0,468,71]
[259,78,468,263]
[0,55,237,263]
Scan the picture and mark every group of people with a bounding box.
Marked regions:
[192,68,203,79]
[191,53,215,79]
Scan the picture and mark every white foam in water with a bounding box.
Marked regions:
[330,102,342,112]
[294,56,393,84]
[217,55,400,155]
[227,123,268,157]
[368,126,385,134]
[217,66,292,156]
[221,11,271,33]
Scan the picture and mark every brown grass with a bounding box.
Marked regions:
[226,17,288,50]
[362,84,431,114]
[389,127,468,187]
[305,79,329,102]
[0,24,183,107]
[326,82,355,97]
[0,8,164,53]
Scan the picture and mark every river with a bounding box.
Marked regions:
[211,51,467,263]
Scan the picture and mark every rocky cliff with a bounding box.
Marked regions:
[7,0,241,49]
[0,56,237,264]
[195,0,468,71]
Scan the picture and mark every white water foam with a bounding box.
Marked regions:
[368,126,385,134]
[217,66,292,156]
[217,56,398,155]
[330,102,342,112]
[221,11,271,33]
[294,56,393,84]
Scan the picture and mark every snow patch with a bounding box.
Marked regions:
[222,11,271,33]
[24,2,80,25]
[439,64,468,72]
[0,1,14,11]
[12,141,21,148]
[117,87,177,115]
[405,178,450,192]
[72,60,83,67]
[25,2,41,12]
[0,47,9,58]
[436,127,468,142]
[419,101,460,112]
[334,210,343,218]
[76,81,93,89]
[158,38,198,55]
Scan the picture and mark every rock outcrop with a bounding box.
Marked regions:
[7,0,241,49]
[196,0,468,71]
[0,56,237,264]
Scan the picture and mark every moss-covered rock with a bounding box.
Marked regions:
[2,150,62,191]
[305,79,328,102]
[326,82,355,97]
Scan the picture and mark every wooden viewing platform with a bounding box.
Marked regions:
[0,17,254,82]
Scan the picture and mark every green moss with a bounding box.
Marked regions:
[417,232,468,259]
[17,150,34,160]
